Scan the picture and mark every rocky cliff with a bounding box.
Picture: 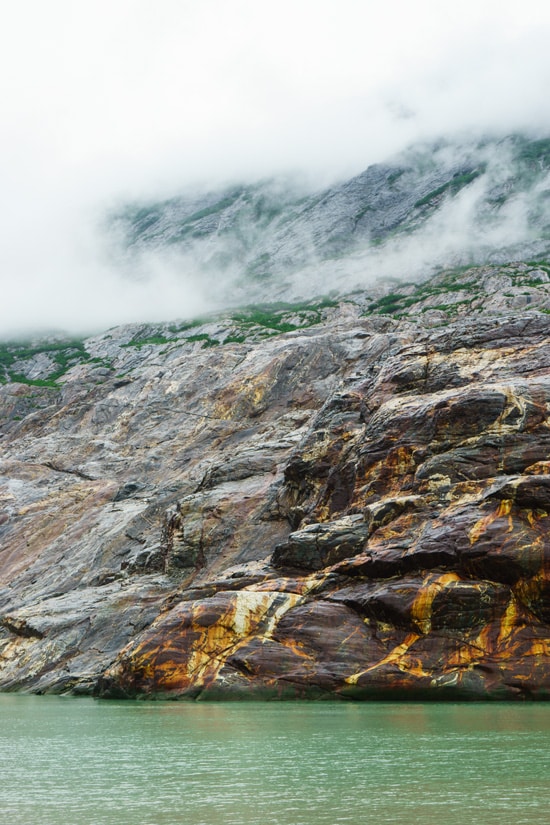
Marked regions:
[2,261,550,699]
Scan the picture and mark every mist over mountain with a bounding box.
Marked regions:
[2,1,550,336]
[7,0,550,712]
[109,133,550,310]
[4,2,550,700]
[6,129,550,340]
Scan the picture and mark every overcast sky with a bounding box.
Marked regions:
[2,0,550,336]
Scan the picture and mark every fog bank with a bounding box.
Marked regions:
[2,1,550,335]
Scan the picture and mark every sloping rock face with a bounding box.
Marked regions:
[2,283,550,699]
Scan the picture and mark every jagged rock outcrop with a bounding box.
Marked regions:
[96,311,550,700]
[2,264,550,698]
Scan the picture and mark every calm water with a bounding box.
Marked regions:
[1,696,549,825]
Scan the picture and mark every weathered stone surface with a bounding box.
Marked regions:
[272,515,371,571]
[3,268,550,699]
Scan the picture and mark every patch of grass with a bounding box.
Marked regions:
[370,294,400,311]
[367,293,417,314]
[118,188,247,246]
[233,310,298,332]
[180,191,244,225]
[420,300,472,316]
[231,296,339,333]
[168,318,208,334]
[251,197,285,225]
[414,168,485,209]
[185,333,212,343]
[7,374,60,388]
[161,297,342,347]
[364,266,485,317]
[124,204,162,232]
[0,339,87,364]
[122,334,173,349]
[88,357,114,369]
[0,339,89,387]
[185,333,219,348]
[524,261,550,277]
[387,169,405,186]
[415,280,477,298]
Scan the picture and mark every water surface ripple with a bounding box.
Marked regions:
[1,696,549,824]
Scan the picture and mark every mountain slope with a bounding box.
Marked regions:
[112,134,550,303]
[2,262,550,698]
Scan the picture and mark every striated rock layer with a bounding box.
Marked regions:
[3,271,550,699]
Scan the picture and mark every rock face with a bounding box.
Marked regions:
[2,266,550,699]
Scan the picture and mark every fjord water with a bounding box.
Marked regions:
[1,696,549,825]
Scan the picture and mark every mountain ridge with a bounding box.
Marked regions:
[110,133,550,306]
[2,260,550,697]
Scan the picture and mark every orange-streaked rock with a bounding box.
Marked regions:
[3,288,550,699]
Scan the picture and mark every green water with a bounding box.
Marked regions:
[1,696,549,825]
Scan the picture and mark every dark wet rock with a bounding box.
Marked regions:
[113,482,146,501]
[484,474,550,510]
[272,515,370,571]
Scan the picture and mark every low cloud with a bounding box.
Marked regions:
[1,1,550,335]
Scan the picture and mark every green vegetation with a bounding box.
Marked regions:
[185,333,220,348]
[118,188,247,246]
[107,296,340,358]
[523,277,546,287]
[122,334,173,349]
[387,169,405,186]
[179,191,244,225]
[363,259,550,321]
[121,326,225,351]
[525,260,550,274]
[367,293,409,314]
[168,318,208,333]
[88,357,114,370]
[251,196,285,225]
[516,138,550,167]
[415,273,477,297]
[365,265,485,318]
[414,168,485,209]
[230,296,339,335]
[0,339,89,387]
[420,299,473,316]
[7,374,60,388]
[231,308,297,333]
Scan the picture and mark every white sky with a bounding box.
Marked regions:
[2,0,550,335]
